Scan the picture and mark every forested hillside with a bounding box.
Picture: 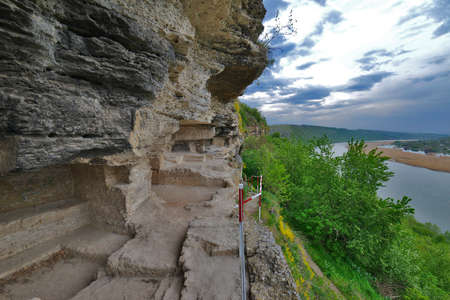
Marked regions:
[270,124,446,143]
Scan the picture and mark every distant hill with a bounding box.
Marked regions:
[270,124,447,143]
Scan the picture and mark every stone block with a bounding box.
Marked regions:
[0,166,75,214]
[0,201,90,260]
[174,125,215,141]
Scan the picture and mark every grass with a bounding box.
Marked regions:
[258,191,345,300]
[304,243,386,300]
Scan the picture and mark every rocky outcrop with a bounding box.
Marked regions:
[0,0,274,299]
[246,125,268,137]
[245,220,300,300]
[0,0,267,231]
[0,0,266,174]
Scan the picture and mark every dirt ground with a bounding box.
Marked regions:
[364,141,450,173]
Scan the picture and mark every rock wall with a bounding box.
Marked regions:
[0,1,306,299]
[0,0,266,172]
[246,125,268,137]
[0,0,266,225]
[245,220,300,300]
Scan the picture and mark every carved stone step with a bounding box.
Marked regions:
[0,225,129,281]
[63,226,130,262]
[0,199,90,260]
[0,257,101,300]
[0,257,100,300]
[179,217,243,300]
[69,276,160,300]
[107,233,181,279]
[152,168,226,187]
[0,235,63,280]
[152,184,217,207]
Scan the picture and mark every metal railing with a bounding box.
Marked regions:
[238,175,263,300]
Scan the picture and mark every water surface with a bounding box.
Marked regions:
[333,143,450,231]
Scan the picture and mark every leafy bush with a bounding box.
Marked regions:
[242,134,450,299]
[260,191,342,300]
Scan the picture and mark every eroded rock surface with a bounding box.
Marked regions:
[245,220,300,300]
[0,0,266,173]
[180,217,242,300]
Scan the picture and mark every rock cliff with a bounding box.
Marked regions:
[0,0,266,173]
[0,0,275,299]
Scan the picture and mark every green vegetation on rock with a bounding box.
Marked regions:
[270,124,447,143]
[254,190,345,300]
[235,101,268,135]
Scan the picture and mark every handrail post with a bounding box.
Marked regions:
[238,183,246,300]
[258,176,262,222]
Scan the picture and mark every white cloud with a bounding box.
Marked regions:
[240,0,450,133]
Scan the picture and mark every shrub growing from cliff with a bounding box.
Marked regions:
[235,101,268,135]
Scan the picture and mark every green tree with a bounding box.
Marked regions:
[242,134,448,299]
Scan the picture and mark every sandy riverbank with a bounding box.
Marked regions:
[364,141,450,173]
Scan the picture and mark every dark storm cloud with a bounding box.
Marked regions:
[434,21,450,37]
[428,56,447,65]
[300,37,316,48]
[326,10,344,24]
[296,62,317,70]
[312,0,327,7]
[398,0,450,38]
[311,10,344,36]
[263,0,289,21]
[364,49,394,57]
[244,69,296,95]
[311,24,325,36]
[398,6,423,26]
[284,86,332,104]
[270,42,297,59]
[298,9,344,52]
[410,70,450,84]
[264,72,450,134]
[297,49,312,56]
[339,73,450,134]
[356,49,410,71]
[397,49,413,56]
[340,72,394,92]
[429,0,450,37]
[356,56,379,71]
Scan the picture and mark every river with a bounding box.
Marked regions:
[333,143,450,232]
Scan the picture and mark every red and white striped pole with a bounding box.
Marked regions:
[239,183,244,223]
[238,183,246,300]
[258,176,262,222]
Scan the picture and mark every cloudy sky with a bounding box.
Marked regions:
[240,0,450,134]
